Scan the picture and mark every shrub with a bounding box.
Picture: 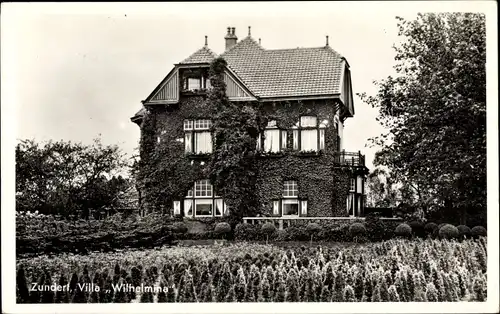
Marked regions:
[319,224,352,242]
[394,223,412,238]
[456,225,472,239]
[438,224,459,239]
[408,220,425,238]
[365,214,392,242]
[234,223,264,241]
[284,226,309,241]
[349,223,366,237]
[261,223,276,244]
[471,226,487,238]
[306,223,322,244]
[172,222,188,234]
[424,222,438,237]
[214,222,231,239]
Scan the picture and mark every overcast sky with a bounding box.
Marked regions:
[2,2,493,170]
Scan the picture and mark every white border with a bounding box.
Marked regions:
[1,1,498,313]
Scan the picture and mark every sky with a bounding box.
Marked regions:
[0,2,491,170]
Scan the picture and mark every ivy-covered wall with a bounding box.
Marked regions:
[140,95,352,217]
[255,100,351,217]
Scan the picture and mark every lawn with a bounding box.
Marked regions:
[16,238,487,303]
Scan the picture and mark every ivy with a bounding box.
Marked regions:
[207,57,266,225]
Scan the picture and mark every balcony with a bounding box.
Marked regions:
[333,150,366,167]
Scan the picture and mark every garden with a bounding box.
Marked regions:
[16,211,488,303]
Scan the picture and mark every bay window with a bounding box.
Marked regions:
[184,119,213,154]
[182,180,227,217]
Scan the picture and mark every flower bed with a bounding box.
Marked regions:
[16,238,487,303]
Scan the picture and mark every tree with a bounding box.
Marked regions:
[365,167,399,208]
[208,57,266,226]
[359,13,486,225]
[15,137,130,218]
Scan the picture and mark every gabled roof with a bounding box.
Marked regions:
[220,36,345,99]
[179,45,218,64]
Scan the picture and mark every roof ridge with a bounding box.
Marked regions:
[180,45,218,64]
[266,45,343,57]
[220,35,264,56]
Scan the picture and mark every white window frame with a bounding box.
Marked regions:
[292,116,326,152]
[182,180,226,218]
[260,120,285,153]
[184,119,213,154]
[282,180,299,217]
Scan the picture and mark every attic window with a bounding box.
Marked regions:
[187,78,201,90]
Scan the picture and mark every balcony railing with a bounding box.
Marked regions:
[333,150,365,167]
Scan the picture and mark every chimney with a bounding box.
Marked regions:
[224,26,238,50]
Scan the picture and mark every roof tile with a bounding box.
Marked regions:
[220,36,345,98]
[179,46,218,64]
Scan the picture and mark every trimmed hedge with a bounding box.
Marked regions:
[471,226,487,238]
[214,222,231,239]
[395,223,412,238]
[408,220,425,238]
[424,222,438,237]
[439,224,459,239]
[457,225,472,238]
[349,223,366,237]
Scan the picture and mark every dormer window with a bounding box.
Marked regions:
[187,78,201,90]
[180,68,211,92]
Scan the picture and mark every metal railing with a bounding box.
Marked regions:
[333,150,365,167]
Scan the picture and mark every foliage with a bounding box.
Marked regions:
[358,13,486,225]
[17,238,487,303]
[424,222,439,237]
[349,223,366,237]
[439,224,459,239]
[16,138,130,218]
[471,226,487,238]
[395,224,412,238]
[408,220,426,238]
[16,213,177,256]
[365,168,399,208]
[207,57,266,226]
[172,222,188,234]
[364,214,395,242]
[456,225,472,238]
[214,222,232,239]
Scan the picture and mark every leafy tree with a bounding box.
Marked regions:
[15,137,130,218]
[359,13,486,225]
[365,167,399,208]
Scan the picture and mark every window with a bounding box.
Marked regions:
[282,180,299,216]
[259,120,284,153]
[182,180,227,217]
[282,199,299,215]
[292,116,326,152]
[184,119,213,154]
[187,78,201,90]
[283,180,298,197]
[272,180,307,217]
[350,178,355,192]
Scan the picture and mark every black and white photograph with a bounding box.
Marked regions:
[1,2,498,313]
